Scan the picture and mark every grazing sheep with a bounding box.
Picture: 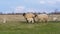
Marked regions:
[23,13,35,23]
[35,14,49,23]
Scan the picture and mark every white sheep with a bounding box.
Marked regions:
[35,14,49,23]
[53,17,58,21]
[23,13,35,23]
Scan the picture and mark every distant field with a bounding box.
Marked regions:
[0,21,60,34]
[0,14,60,21]
[0,15,25,22]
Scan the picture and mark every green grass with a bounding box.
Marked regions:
[0,21,60,34]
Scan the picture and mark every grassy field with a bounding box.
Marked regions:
[0,15,60,34]
[0,21,60,34]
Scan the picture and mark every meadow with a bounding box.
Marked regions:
[0,21,59,34]
[0,15,59,34]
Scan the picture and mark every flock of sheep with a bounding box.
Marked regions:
[23,12,58,23]
[23,12,49,23]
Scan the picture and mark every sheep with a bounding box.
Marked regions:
[53,17,58,21]
[35,14,49,23]
[3,18,6,23]
[27,18,34,23]
[23,13,35,23]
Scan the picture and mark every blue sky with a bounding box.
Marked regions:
[0,0,60,13]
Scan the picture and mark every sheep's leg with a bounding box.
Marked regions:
[25,18,28,23]
[33,17,36,23]
[44,19,48,23]
[32,20,34,24]
[28,20,31,23]
[40,19,43,23]
[37,19,40,23]
[26,19,28,23]
[41,20,43,23]
[45,20,48,23]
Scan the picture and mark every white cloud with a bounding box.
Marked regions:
[47,0,56,5]
[26,8,35,13]
[40,1,46,4]
[24,0,59,5]
[56,0,60,2]
[15,6,25,13]
[16,6,25,11]
[40,0,57,5]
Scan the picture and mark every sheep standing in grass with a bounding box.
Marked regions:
[23,13,35,23]
[35,14,49,23]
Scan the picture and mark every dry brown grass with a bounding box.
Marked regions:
[0,15,25,21]
[0,14,60,22]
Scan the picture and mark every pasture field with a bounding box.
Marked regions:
[0,15,60,34]
[0,21,60,34]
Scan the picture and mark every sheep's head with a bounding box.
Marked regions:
[23,13,26,16]
[33,14,37,17]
